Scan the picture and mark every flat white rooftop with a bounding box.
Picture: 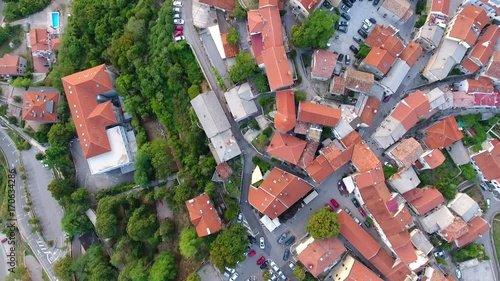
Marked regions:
[87,126,134,174]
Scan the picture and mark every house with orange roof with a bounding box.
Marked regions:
[0,54,27,78]
[471,143,500,188]
[186,193,222,237]
[385,137,424,170]
[403,186,445,216]
[62,64,138,175]
[267,132,307,165]
[359,47,396,78]
[416,149,446,170]
[310,49,337,81]
[221,33,239,59]
[248,168,313,219]
[455,216,490,247]
[29,29,50,57]
[365,25,398,48]
[290,0,320,18]
[399,42,423,67]
[329,76,346,96]
[455,76,494,93]
[297,101,341,127]
[306,155,334,183]
[423,116,464,149]
[344,69,374,94]
[459,25,500,74]
[481,50,500,85]
[199,0,235,10]
[274,89,296,132]
[21,88,59,123]
[359,96,381,127]
[378,0,414,24]
[296,236,346,278]
[329,255,383,281]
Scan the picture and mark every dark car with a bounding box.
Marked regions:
[342,1,353,8]
[352,198,361,208]
[349,45,359,54]
[353,35,363,44]
[383,94,393,103]
[338,180,346,194]
[364,220,371,228]
[248,236,257,244]
[284,236,296,246]
[283,249,290,261]
[337,25,348,33]
[277,231,289,244]
[339,20,349,26]
[337,53,345,62]
[323,1,332,8]
[341,12,351,20]
[357,29,368,39]
[257,256,266,265]
[260,260,269,269]
[373,0,380,5]
[358,207,367,217]
[330,198,340,208]
[369,17,377,24]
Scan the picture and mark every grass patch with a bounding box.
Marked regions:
[419,150,461,187]
[0,25,23,57]
[251,127,273,153]
[383,165,398,179]
[6,129,31,150]
[258,96,276,116]
[493,214,500,263]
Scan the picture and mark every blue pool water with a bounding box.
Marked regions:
[51,12,59,28]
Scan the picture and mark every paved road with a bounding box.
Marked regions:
[0,233,8,281]
[476,189,500,281]
[0,126,66,281]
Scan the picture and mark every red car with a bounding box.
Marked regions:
[174,30,183,37]
[330,198,339,208]
[175,25,183,31]
[358,207,367,217]
[248,250,256,257]
[324,203,334,212]
[257,256,266,265]
[1,238,7,243]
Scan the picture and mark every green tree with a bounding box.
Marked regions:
[70,188,90,208]
[383,165,398,179]
[53,255,73,281]
[95,197,122,239]
[253,71,270,93]
[231,0,247,20]
[437,184,457,200]
[179,227,202,258]
[293,267,306,281]
[461,163,477,180]
[134,147,154,187]
[356,43,372,59]
[155,218,176,242]
[210,224,249,270]
[61,205,93,236]
[35,152,46,161]
[226,29,239,46]
[48,178,75,201]
[291,10,338,49]
[229,52,257,83]
[187,272,202,281]
[306,208,340,239]
[149,250,177,281]
[188,84,200,100]
[415,14,427,28]
[10,77,31,88]
[71,244,118,280]
[149,139,173,179]
[294,90,307,102]
[263,270,272,281]
[127,206,159,241]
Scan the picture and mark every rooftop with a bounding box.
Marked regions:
[399,42,423,67]
[297,101,341,127]
[472,144,500,182]
[387,138,424,169]
[297,140,319,169]
[421,149,446,169]
[463,25,500,73]
[363,47,395,75]
[410,229,434,255]
[200,0,235,10]
[215,162,233,180]
[267,132,306,165]
[338,210,381,259]
[29,29,48,52]
[483,50,500,80]
[464,76,494,93]
[381,0,414,22]
[344,68,375,93]
[221,33,239,58]
[359,96,381,126]
[311,49,337,79]
[420,206,455,234]
[430,0,450,15]
[403,186,445,215]
[306,155,334,183]
[448,5,489,46]
[0,54,21,76]
[274,89,296,132]
[21,89,59,123]
[296,236,346,278]
[441,217,469,242]
[424,116,464,149]
[331,255,383,281]
[262,46,294,91]
[191,91,231,138]
[455,216,490,247]
[330,75,346,95]
[224,83,258,121]
[447,193,481,222]
[186,193,223,237]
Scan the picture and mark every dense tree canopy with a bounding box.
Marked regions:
[48,178,75,202]
[210,224,248,270]
[226,29,239,46]
[126,206,159,241]
[306,208,340,239]
[71,244,118,281]
[291,10,338,49]
[229,52,257,83]
[149,250,178,281]
[53,255,73,281]
[179,227,202,258]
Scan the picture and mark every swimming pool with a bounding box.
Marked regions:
[51,12,59,28]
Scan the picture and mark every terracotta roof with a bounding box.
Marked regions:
[29,29,48,52]
[456,216,490,247]
[307,155,334,183]
[360,96,381,126]
[340,130,363,148]
[381,0,413,22]
[363,47,395,75]
[330,76,346,95]
[388,138,424,168]
[200,0,235,10]
[441,217,469,242]
[392,240,418,264]
[391,103,417,130]
[221,33,239,58]
[258,0,284,9]
[351,144,381,172]
[463,25,500,72]
[370,249,412,281]
[381,36,405,57]
[472,145,500,182]
[422,267,449,281]
[400,42,423,67]
[403,186,445,215]
[297,237,346,277]
[274,89,296,132]
[465,76,494,93]
[338,211,381,259]
[449,6,489,46]
[262,46,293,91]
[422,149,446,169]
[484,50,500,79]
[459,5,490,30]
[366,25,396,47]
[311,49,337,79]
[297,140,319,169]
[474,92,500,106]
[251,6,283,51]
[424,116,464,149]
[431,0,450,15]
[248,10,266,33]
[344,69,375,93]
[186,193,223,237]
[267,133,306,164]
[404,90,431,116]
[452,91,475,107]
[51,38,61,51]
[215,162,233,180]
[0,54,21,75]
[297,102,341,127]
[461,57,481,74]
[248,168,313,219]
[61,64,116,159]
[297,0,320,12]
[21,90,59,123]
[320,143,353,170]
[345,259,384,281]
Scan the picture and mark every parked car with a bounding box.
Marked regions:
[349,45,359,54]
[237,213,243,223]
[277,271,286,280]
[277,231,289,244]
[270,261,280,272]
[339,21,349,26]
[337,25,348,33]
[174,35,185,42]
[353,217,361,225]
[248,235,257,244]
[230,273,239,281]
[288,262,296,270]
[173,1,183,6]
[357,29,368,38]
[174,7,181,12]
[351,198,361,208]
[325,203,334,212]
[486,198,491,209]
[353,35,362,44]
[284,236,296,246]
[226,267,236,274]
[344,207,352,215]
[373,0,380,5]
[173,19,185,25]
[322,0,332,8]
[345,55,351,65]
[257,256,266,265]
[369,17,377,24]
[364,220,371,228]
[283,249,290,261]
[341,13,351,20]
[358,207,367,217]
[260,260,269,269]
[434,250,446,259]
[330,198,340,208]
[342,1,353,8]
[248,250,256,257]
[337,53,345,62]
[361,23,371,31]
[174,31,183,37]
[363,19,373,27]
[175,25,183,31]
[260,237,266,249]
[1,238,7,243]
[383,94,393,103]
[341,5,350,13]
[174,13,181,19]
[455,268,462,279]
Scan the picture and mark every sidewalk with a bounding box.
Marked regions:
[0,116,46,153]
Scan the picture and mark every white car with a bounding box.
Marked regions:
[288,262,296,270]
[174,36,185,42]
[173,7,181,12]
[230,272,239,281]
[174,13,181,19]
[173,1,183,6]
[270,261,279,272]
[260,237,265,249]
[173,19,184,25]
[455,268,462,279]
[353,217,361,225]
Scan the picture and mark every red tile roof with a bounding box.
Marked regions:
[461,57,481,74]
[248,168,313,219]
[381,36,405,57]
[400,42,423,67]
[402,186,445,215]
[484,50,500,80]
[298,102,341,127]
[370,250,412,281]
[345,259,384,281]
[311,49,337,79]
[424,116,464,149]
[459,5,490,30]
[267,132,307,165]
[297,140,319,169]
[297,237,346,277]
[363,47,395,75]
[262,46,294,90]
[462,25,500,73]
[474,92,500,106]
[200,0,235,10]
[338,211,381,259]
[422,149,446,169]
[466,76,494,93]
[472,145,500,182]
[221,33,239,58]
[404,90,431,116]
[360,97,381,126]
[351,144,382,173]
[321,143,353,170]
[344,69,375,94]
[0,54,21,76]
[455,216,490,247]
[449,5,489,46]
[215,162,233,180]
[392,90,430,130]
[61,64,116,159]
[431,0,450,14]
[29,29,48,52]
[274,89,296,132]
[21,91,59,123]
[51,38,61,51]
[297,0,320,12]
[340,130,363,148]
[365,25,397,47]
[186,193,223,237]
[388,138,424,168]
[441,217,469,242]
[452,91,475,107]
[306,155,334,183]
[330,76,346,95]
